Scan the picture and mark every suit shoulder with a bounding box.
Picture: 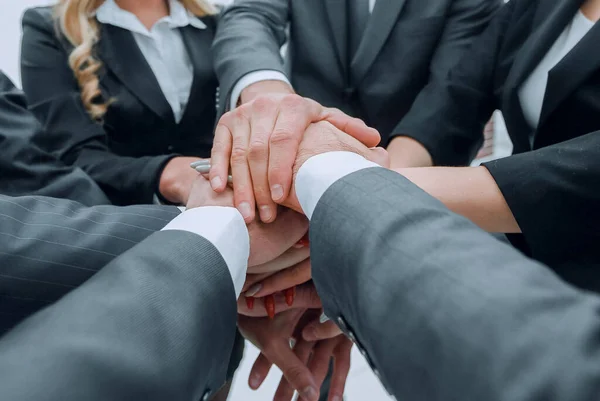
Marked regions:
[22,6,55,33]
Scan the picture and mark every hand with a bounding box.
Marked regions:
[240,308,352,401]
[210,93,381,223]
[238,282,322,317]
[281,121,389,213]
[187,176,309,268]
[386,136,433,169]
[243,258,311,298]
[159,156,203,204]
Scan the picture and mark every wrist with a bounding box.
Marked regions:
[159,157,201,204]
[240,80,294,105]
[387,136,433,168]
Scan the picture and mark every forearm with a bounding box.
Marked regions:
[239,79,294,105]
[395,166,520,233]
[386,136,434,168]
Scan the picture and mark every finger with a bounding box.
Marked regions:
[328,339,353,401]
[249,352,273,390]
[274,339,317,401]
[266,342,319,401]
[366,146,390,168]
[209,121,232,192]
[246,259,312,298]
[243,272,273,292]
[248,97,280,223]
[230,110,256,222]
[268,95,322,203]
[308,339,338,390]
[249,247,310,275]
[238,283,322,317]
[322,108,381,148]
[303,320,343,341]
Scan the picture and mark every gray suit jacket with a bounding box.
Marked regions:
[0,71,110,206]
[213,0,501,143]
[0,195,180,333]
[0,228,237,401]
[310,168,600,400]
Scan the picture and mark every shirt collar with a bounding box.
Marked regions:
[96,0,206,36]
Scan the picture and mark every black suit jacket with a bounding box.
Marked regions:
[394,0,600,277]
[311,168,600,400]
[0,71,110,205]
[0,229,236,401]
[213,0,502,143]
[20,7,219,205]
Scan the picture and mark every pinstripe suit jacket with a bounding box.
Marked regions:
[0,195,180,333]
[0,228,237,401]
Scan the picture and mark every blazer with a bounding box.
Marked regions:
[0,227,236,401]
[0,194,180,334]
[20,7,219,205]
[0,71,110,206]
[393,0,600,276]
[310,167,600,401]
[213,0,502,143]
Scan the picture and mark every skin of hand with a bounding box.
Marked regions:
[209,93,381,223]
[237,281,322,317]
[386,136,434,169]
[243,258,312,298]
[186,176,310,269]
[239,307,352,401]
[158,156,203,204]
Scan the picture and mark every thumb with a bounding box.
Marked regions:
[365,146,390,168]
[302,319,343,341]
[322,109,381,148]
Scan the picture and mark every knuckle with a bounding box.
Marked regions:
[281,93,304,109]
[284,364,307,382]
[218,112,234,126]
[230,145,248,165]
[270,129,297,147]
[251,96,275,112]
[248,138,269,158]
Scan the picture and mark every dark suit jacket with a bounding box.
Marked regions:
[393,0,600,278]
[20,7,219,205]
[0,227,236,401]
[0,71,109,206]
[0,195,180,334]
[213,0,502,143]
[311,167,600,400]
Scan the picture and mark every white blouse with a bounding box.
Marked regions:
[519,10,595,131]
[96,0,206,123]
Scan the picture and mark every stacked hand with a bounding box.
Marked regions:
[187,91,388,401]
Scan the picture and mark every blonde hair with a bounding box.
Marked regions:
[54,0,216,120]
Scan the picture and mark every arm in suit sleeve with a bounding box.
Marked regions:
[391,0,514,165]
[483,131,600,272]
[0,229,238,401]
[20,8,175,205]
[299,160,600,401]
[0,194,179,332]
[212,0,290,114]
[0,71,110,206]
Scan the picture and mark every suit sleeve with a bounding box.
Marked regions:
[212,0,290,115]
[310,168,600,401]
[391,0,515,165]
[0,194,179,333]
[20,8,174,205]
[483,131,600,272]
[0,230,237,401]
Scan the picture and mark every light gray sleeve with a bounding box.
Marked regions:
[310,167,600,401]
[212,0,290,115]
[0,195,180,332]
[0,230,237,401]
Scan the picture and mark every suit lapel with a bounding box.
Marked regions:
[537,21,600,131]
[178,24,215,126]
[324,0,349,78]
[351,0,407,84]
[97,24,174,123]
[504,0,584,97]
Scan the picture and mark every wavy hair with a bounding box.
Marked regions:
[54,0,216,120]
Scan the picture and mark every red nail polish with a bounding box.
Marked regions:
[246,296,255,310]
[285,287,295,306]
[265,295,275,319]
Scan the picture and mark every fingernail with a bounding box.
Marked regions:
[190,160,210,168]
[319,312,330,324]
[259,205,273,222]
[271,184,284,201]
[249,374,262,389]
[301,386,318,401]
[194,165,211,174]
[238,202,252,220]
[211,176,223,189]
[289,338,297,348]
[245,284,262,297]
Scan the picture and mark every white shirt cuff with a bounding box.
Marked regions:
[162,206,249,299]
[295,152,382,219]
[230,70,291,110]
